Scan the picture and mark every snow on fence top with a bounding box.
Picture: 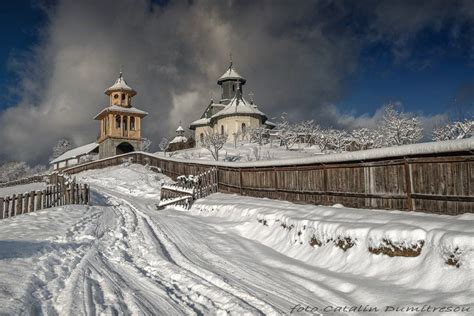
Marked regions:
[149,138,474,168]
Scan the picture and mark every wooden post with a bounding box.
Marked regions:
[42,189,47,209]
[17,193,23,215]
[29,191,35,212]
[12,194,17,217]
[72,183,76,204]
[36,191,42,211]
[5,196,10,218]
[85,184,90,205]
[239,169,243,195]
[0,197,4,219]
[24,193,30,213]
[404,159,414,211]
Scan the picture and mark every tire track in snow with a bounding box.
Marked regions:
[98,187,279,315]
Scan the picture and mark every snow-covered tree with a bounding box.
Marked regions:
[248,126,269,146]
[159,137,170,156]
[51,138,72,160]
[141,137,152,152]
[377,104,423,146]
[276,113,299,150]
[350,128,379,150]
[296,120,321,147]
[0,161,46,183]
[432,119,474,141]
[201,130,228,161]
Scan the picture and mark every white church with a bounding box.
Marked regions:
[190,61,274,144]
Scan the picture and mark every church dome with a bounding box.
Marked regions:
[105,72,137,96]
[217,63,246,85]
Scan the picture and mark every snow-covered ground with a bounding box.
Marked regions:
[0,182,47,197]
[0,164,472,315]
[156,142,324,162]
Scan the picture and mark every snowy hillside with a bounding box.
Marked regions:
[0,164,472,315]
[156,142,324,162]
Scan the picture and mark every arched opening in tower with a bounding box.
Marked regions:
[116,142,134,155]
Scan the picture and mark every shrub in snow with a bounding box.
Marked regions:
[276,113,299,150]
[432,118,473,141]
[248,126,269,146]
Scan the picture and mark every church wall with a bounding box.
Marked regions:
[194,125,212,146]
[214,115,261,142]
[98,114,141,142]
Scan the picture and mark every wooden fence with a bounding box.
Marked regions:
[0,174,90,220]
[0,175,48,188]
[158,167,218,209]
[62,145,473,215]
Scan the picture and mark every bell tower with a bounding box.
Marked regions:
[217,60,246,105]
[94,71,148,159]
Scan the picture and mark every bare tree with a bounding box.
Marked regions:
[201,130,228,161]
[141,137,152,152]
[248,126,269,146]
[159,137,170,157]
[232,130,242,148]
[377,103,423,146]
[277,113,299,150]
[432,118,473,141]
[51,138,72,160]
[297,120,321,147]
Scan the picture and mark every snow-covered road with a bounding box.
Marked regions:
[0,164,472,315]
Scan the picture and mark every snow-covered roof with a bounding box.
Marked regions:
[94,105,148,119]
[105,72,137,96]
[170,136,188,144]
[211,94,266,120]
[176,126,184,132]
[217,64,246,84]
[189,117,211,128]
[265,120,276,127]
[50,142,99,164]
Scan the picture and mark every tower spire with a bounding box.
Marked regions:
[229,52,233,68]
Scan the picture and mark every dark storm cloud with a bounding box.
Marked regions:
[0,0,472,163]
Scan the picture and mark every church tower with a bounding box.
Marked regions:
[217,61,246,105]
[94,72,148,159]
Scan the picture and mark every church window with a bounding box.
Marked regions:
[200,133,204,143]
[115,115,121,128]
[114,94,119,99]
[221,125,224,135]
[130,117,135,130]
[123,117,128,130]
[241,123,246,134]
[121,94,126,101]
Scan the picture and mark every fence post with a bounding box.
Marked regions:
[42,189,47,209]
[0,197,4,219]
[404,158,414,211]
[29,191,35,212]
[24,192,30,213]
[5,197,10,218]
[71,181,76,204]
[36,191,42,211]
[17,194,22,216]
[12,194,17,217]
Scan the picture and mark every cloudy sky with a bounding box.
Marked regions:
[0,0,473,164]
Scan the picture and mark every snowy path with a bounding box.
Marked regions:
[0,164,472,315]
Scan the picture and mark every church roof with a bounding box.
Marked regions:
[105,72,137,96]
[211,94,266,120]
[50,142,99,164]
[189,117,211,128]
[170,135,187,144]
[94,105,148,120]
[217,63,246,84]
[176,126,184,132]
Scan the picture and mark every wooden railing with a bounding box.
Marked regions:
[0,174,90,220]
[158,168,218,209]
[61,140,474,215]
